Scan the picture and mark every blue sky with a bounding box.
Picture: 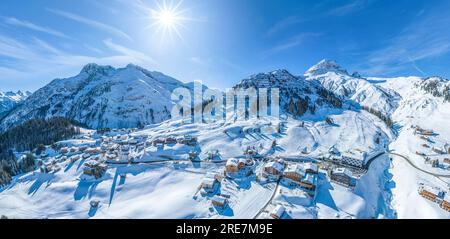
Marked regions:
[1,0,450,91]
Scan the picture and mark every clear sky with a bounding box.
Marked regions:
[1,0,450,91]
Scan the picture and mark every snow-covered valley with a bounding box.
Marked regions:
[0,61,449,219]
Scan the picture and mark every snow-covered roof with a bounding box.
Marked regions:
[182,135,194,140]
[202,177,216,187]
[270,205,285,218]
[284,164,304,175]
[329,146,339,154]
[420,185,444,198]
[84,159,101,168]
[342,149,367,160]
[333,168,353,178]
[304,162,318,172]
[443,193,450,202]
[211,195,227,204]
[302,174,316,185]
[441,159,450,166]
[265,161,284,172]
[238,158,247,164]
[226,158,239,167]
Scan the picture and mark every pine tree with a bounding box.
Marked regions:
[0,117,80,186]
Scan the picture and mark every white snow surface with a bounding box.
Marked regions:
[1,60,450,219]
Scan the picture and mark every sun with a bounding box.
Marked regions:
[156,9,178,27]
[149,0,188,41]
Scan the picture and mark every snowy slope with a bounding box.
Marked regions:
[306,62,450,219]
[306,60,401,115]
[370,76,450,219]
[0,111,393,219]
[1,61,450,219]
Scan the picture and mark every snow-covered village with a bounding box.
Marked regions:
[1,0,450,221]
[1,59,450,219]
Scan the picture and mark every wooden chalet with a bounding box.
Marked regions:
[264,162,284,176]
[201,177,219,193]
[330,168,354,187]
[85,147,101,155]
[283,164,304,182]
[440,195,450,212]
[164,137,177,145]
[238,158,246,169]
[432,147,445,155]
[270,205,285,219]
[188,151,199,160]
[418,186,444,203]
[60,147,69,154]
[244,146,258,156]
[83,161,108,179]
[300,173,317,191]
[211,195,228,208]
[178,135,198,146]
[70,155,81,162]
[225,158,239,173]
[420,135,430,141]
[304,163,318,174]
[152,138,165,146]
[416,151,426,156]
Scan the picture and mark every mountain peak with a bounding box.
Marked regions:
[124,63,152,75]
[305,59,348,77]
[249,69,296,80]
[424,76,450,82]
[125,63,143,71]
[80,63,115,75]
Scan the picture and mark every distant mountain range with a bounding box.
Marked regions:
[1,60,450,219]
[0,90,31,119]
[1,60,449,132]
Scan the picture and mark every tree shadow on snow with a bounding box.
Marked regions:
[107,164,170,205]
[76,158,87,171]
[28,173,55,196]
[214,204,234,217]
[88,205,99,218]
[74,180,99,201]
[64,161,76,172]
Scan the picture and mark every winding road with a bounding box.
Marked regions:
[389,152,450,178]
[253,179,280,219]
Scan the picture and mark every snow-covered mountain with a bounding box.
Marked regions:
[415,76,450,102]
[1,60,450,219]
[0,90,31,119]
[305,60,402,115]
[0,64,195,131]
[363,76,450,219]
[234,69,343,117]
[305,59,350,77]
[0,63,344,131]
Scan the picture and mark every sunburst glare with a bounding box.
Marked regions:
[149,0,189,42]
